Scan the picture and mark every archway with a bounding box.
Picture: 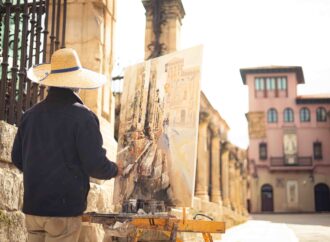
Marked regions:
[261,184,274,212]
[314,183,330,212]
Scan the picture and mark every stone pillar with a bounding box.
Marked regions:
[64,1,116,118]
[228,160,236,210]
[237,176,243,214]
[210,125,222,204]
[221,150,230,207]
[242,178,248,215]
[142,0,185,59]
[235,168,242,213]
[195,111,210,201]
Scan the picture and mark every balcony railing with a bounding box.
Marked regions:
[270,156,313,167]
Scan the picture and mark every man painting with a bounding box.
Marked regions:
[11,48,121,242]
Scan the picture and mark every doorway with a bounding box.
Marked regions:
[261,184,274,212]
[314,183,330,212]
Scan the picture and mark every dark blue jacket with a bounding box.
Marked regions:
[11,87,118,217]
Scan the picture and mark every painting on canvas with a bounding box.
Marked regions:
[114,46,203,208]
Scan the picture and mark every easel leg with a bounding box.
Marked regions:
[202,233,213,242]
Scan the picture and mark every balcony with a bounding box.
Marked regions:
[269,156,313,171]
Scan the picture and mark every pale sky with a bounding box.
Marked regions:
[114,0,330,149]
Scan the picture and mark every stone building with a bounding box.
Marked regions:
[241,66,330,213]
[0,1,117,241]
[194,92,248,229]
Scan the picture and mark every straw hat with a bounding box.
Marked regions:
[27,48,106,89]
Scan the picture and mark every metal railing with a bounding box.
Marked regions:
[0,0,67,125]
[270,156,313,167]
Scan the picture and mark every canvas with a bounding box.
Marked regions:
[113,46,203,208]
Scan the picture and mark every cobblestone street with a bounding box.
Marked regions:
[217,213,330,242]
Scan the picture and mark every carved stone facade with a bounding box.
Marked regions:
[142,0,185,59]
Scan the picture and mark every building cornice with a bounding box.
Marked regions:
[200,91,230,130]
[240,66,305,85]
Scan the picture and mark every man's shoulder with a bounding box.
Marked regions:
[21,100,98,124]
[71,102,98,122]
[22,99,46,118]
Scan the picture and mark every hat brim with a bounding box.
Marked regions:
[27,64,106,89]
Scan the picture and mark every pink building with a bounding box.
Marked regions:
[241,66,330,213]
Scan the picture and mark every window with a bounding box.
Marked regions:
[277,77,287,90]
[316,107,327,122]
[284,108,294,122]
[266,77,276,90]
[255,78,265,90]
[259,143,267,160]
[313,142,322,160]
[267,108,278,123]
[300,108,310,122]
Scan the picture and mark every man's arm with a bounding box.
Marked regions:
[11,128,23,171]
[76,112,119,179]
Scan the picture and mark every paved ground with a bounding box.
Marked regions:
[217,213,330,242]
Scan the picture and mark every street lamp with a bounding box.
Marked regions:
[111,61,124,95]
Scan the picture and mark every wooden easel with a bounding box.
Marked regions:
[82,208,225,242]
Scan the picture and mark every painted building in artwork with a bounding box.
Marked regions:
[165,58,200,128]
[241,66,330,213]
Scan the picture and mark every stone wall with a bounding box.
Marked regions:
[0,121,26,242]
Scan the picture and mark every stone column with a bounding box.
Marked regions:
[64,1,115,117]
[221,149,230,207]
[238,177,244,214]
[142,0,185,59]
[242,178,248,215]
[228,160,236,210]
[235,168,242,213]
[210,125,222,204]
[195,111,210,201]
